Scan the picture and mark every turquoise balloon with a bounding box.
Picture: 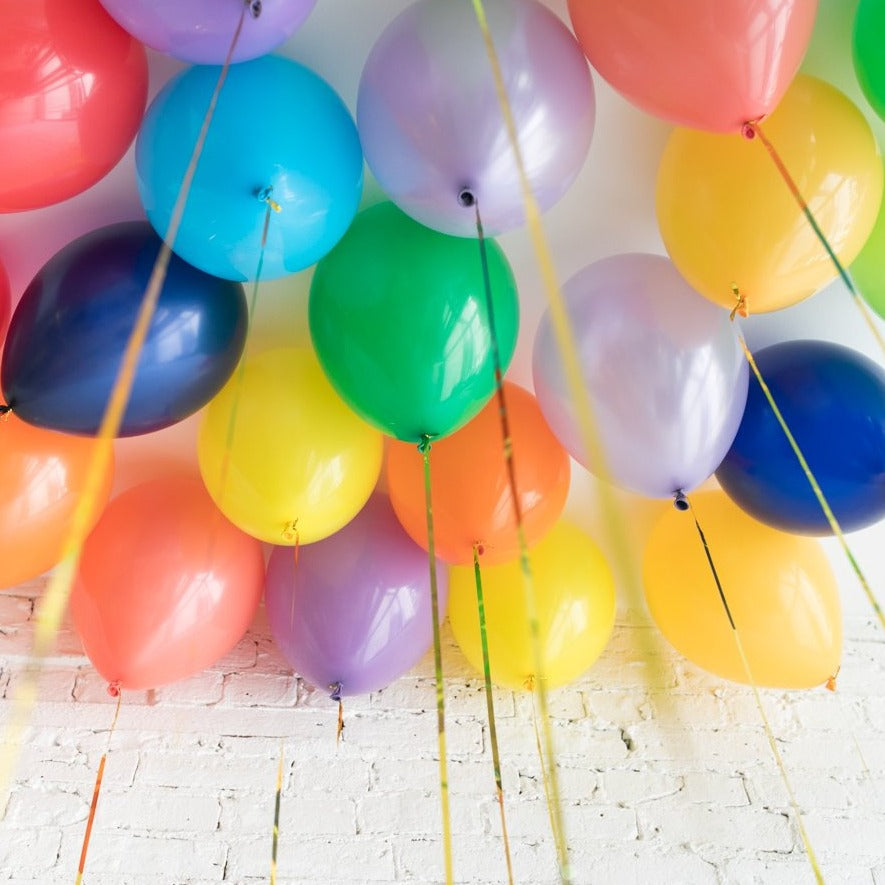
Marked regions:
[136,55,363,281]
[309,203,520,442]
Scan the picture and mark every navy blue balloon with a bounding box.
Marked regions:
[716,340,885,535]
[1,222,248,437]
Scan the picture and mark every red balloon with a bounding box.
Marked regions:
[0,0,148,212]
[71,477,265,690]
[0,256,9,344]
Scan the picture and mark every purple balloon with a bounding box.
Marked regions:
[532,253,749,498]
[99,0,317,64]
[265,495,449,698]
[357,0,595,237]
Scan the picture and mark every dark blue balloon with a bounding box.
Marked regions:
[1,221,248,437]
[716,340,885,535]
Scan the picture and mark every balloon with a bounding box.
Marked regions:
[265,494,448,697]
[309,202,519,442]
[643,491,842,688]
[0,0,148,213]
[567,0,817,133]
[99,0,316,65]
[387,382,570,565]
[1,222,248,437]
[72,477,264,690]
[198,347,383,546]
[853,0,885,121]
[657,75,883,313]
[448,521,615,691]
[851,161,885,320]
[0,256,9,345]
[0,415,114,589]
[532,253,748,498]
[716,340,885,535]
[136,55,363,281]
[357,0,594,237]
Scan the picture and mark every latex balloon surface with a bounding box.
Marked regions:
[448,522,615,691]
[657,75,882,313]
[265,494,448,697]
[716,340,885,534]
[72,477,265,690]
[533,253,748,497]
[853,0,885,121]
[851,161,885,320]
[0,257,9,344]
[309,203,519,442]
[198,347,383,546]
[0,0,148,212]
[568,0,817,132]
[99,0,317,64]
[387,382,570,565]
[1,222,248,437]
[137,55,363,281]
[643,491,842,688]
[0,416,113,589]
[358,0,594,236]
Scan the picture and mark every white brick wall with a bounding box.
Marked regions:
[2,546,885,885]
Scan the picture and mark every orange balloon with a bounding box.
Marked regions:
[0,414,113,589]
[71,477,264,690]
[387,382,570,565]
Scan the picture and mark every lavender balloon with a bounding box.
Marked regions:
[99,0,317,64]
[532,254,749,498]
[265,494,449,698]
[357,0,595,237]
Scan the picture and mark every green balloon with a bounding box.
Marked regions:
[852,161,885,319]
[853,0,885,121]
[309,202,519,442]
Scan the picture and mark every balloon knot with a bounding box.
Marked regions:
[417,434,433,455]
[106,682,121,698]
[673,490,689,512]
[257,185,281,213]
[282,520,299,544]
[328,681,343,703]
[741,122,757,140]
[476,543,485,557]
[0,404,11,416]
[826,666,840,692]
[524,675,535,691]
[729,284,749,320]
[457,187,476,208]
[247,0,262,18]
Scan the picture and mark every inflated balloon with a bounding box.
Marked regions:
[716,340,885,535]
[0,415,114,589]
[851,162,885,320]
[853,0,885,121]
[0,256,9,345]
[532,253,748,498]
[136,55,363,281]
[448,521,615,691]
[1,222,248,437]
[99,0,316,64]
[567,0,817,133]
[657,75,883,313]
[265,494,448,697]
[643,491,842,688]
[357,0,594,236]
[198,347,383,546]
[72,477,265,690]
[309,203,519,441]
[387,382,570,565]
[0,0,148,212]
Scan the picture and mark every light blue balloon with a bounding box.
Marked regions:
[136,55,363,281]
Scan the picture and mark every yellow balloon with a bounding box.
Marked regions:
[643,491,842,688]
[656,74,883,314]
[198,347,383,545]
[448,522,616,691]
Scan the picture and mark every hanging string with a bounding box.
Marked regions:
[679,492,825,884]
[732,321,884,632]
[742,121,885,357]
[269,739,284,885]
[527,677,563,856]
[472,545,514,885]
[0,4,250,801]
[75,686,123,885]
[419,436,453,885]
[471,196,569,882]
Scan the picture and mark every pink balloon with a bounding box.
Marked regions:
[567,0,818,132]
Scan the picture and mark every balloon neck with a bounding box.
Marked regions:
[741,122,758,140]
[475,543,485,557]
[257,185,282,213]
[247,0,262,19]
[524,675,535,691]
[328,681,343,702]
[106,681,121,698]
[282,520,299,544]
[729,284,749,320]
[0,404,10,417]
[457,187,476,208]
[672,490,689,512]
[417,434,433,454]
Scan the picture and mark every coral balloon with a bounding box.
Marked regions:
[448,522,615,691]
[265,495,448,697]
[72,477,265,690]
[851,161,885,320]
[198,348,383,546]
[567,0,817,132]
[0,416,113,589]
[387,383,570,565]
[643,491,842,688]
[657,75,883,313]
[99,0,316,64]
[357,0,594,236]
[0,0,148,212]
[853,0,885,121]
